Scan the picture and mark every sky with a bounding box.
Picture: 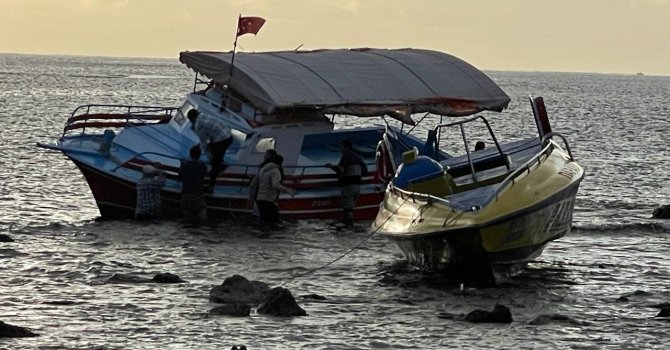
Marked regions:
[1,0,669,75]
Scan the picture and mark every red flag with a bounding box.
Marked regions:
[237,16,266,37]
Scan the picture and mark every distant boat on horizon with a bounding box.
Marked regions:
[636,72,645,76]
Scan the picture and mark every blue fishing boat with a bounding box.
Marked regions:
[37,48,513,221]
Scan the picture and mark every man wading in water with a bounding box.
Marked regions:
[325,140,368,228]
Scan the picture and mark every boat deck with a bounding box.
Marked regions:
[440,137,543,210]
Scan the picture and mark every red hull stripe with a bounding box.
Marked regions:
[122,160,380,189]
[74,158,384,220]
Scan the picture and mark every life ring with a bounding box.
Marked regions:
[375,140,395,182]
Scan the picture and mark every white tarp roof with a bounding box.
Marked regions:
[179,48,510,117]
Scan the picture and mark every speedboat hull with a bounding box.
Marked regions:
[373,142,584,281]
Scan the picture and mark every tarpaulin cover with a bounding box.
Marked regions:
[179,48,510,117]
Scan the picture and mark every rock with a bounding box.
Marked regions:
[209,275,271,305]
[104,272,185,284]
[436,312,465,320]
[209,303,251,317]
[257,287,307,317]
[652,205,670,219]
[152,273,184,283]
[0,234,14,242]
[618,290,651,301]
[231,346,248,350]
[465,304,513,323]
[0,321,39,338]
[105,273,153,284]
[656,305,670,318]
[209,275,307,317]
[300,293,327,301]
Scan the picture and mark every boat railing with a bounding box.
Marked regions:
[433,115,509,183]
[62,104,177,137]
[112,151,378,190]
[483,140,558,205]
[387,182,452,207]
[541,132,574,160]
[111,152,185,172]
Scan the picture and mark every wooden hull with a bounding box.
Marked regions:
[72,158,384,221]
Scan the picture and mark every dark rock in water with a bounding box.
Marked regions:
[210,275,271,305]
[105,273,153,284]
[209,303,251,317]
[257,287,307,317]
[436,312,465,321]
[465,304,513,323]
[209,275,307,317]
[300,293,327,301]
[528,313,589,326]
[0,320,39,338]
[152,272,184,283]
[655,305,670,318]
[652,204,670,219]
[0,234,14,242]
[105,272,185,284]
[231,346,247,350]
[619,290,651,300]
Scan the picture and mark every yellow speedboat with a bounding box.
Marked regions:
[373,96,584,283]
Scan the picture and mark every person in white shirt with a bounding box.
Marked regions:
[249,150,295,224]
[187,109,233,191]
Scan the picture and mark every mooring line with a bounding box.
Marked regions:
[287,198,409,281]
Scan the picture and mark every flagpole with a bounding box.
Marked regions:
[223,14,241,109]
[229,14,240,87]
[223,14,265,109]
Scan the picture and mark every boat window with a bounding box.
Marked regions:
[173,102,194,126]
[255,138,275,153]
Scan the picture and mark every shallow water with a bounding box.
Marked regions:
[1,54,669,349]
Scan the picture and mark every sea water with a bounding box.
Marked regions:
[1,54,669,349]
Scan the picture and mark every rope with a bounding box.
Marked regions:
[287,197,409,281]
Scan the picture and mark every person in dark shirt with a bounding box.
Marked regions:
[179,145,208,225]
[325,140,368,227]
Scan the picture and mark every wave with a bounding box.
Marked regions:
[127,74,178,79]
[0,71,126,79]
[66,74,126,79]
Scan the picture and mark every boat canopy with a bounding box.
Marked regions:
[179,48,510,118]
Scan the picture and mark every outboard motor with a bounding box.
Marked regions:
[393,148,455,197]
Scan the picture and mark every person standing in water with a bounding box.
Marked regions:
[179,145,208,226]
[249,150,295,224]
[325,140,368,228]
[135,164,166,221]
